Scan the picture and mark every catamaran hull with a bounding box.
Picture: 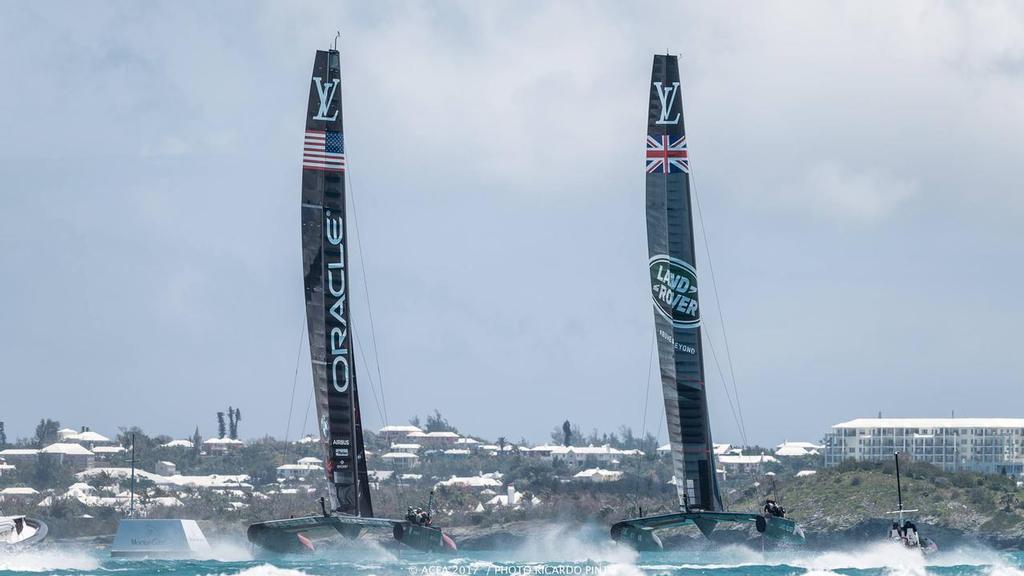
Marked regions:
[611,511,804,550]
[247,515,456,554]
[392,523,458,552]
[1,516,48,548]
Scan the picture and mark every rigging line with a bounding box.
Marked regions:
[702,322,747,448]
[299,386,315,440]
[352,328,388,430]
[688,166,749,446]
[346,168,391,430]
[283,315,306,444]
[634,328,657,513]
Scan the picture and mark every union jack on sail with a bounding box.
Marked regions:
[645,134,688,174]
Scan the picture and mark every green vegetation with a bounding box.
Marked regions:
[727,459,1024,538]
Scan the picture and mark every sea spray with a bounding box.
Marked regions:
[0,546,100,573]
[208,565,311,576]
[505,523,638,565]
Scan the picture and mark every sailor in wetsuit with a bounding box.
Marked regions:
[763,499,786,518]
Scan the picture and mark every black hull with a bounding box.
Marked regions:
[247,514,456,554]
[611,511,804,550]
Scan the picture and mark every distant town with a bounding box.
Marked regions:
[1,413,1023,540]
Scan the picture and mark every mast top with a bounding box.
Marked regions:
[332,31,340,51]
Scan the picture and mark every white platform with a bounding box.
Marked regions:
[110,519,211,558]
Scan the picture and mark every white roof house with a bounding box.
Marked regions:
[795,470,818,478]
[573,468,624,482]
[276,463,322,478]
[717,454,778,465]
[390,443,422,453]
[0,448,39,457]
[436,474,503,489]
[832,417,1024,429]
[296,456,322,465]
[380,452,418,460]
[775,442,823,457]
[443,449,471,456]
[296,434,318,444]
[41,442,94,455]
[161,439,194,448]
[480,444,516,452]
[76,468,251,491]
[71,431,112,444]
[203,437,243,446]
[485,486,540,508]
[378,425,423,435]
[0,487,39,496]
[92,446,127,455]
[57,428,79,440]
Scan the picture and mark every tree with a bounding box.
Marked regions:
[34,418,60,447]
[228,407,242,440]
[217,412,226,439]
[34,453,73,490]
[190,427,202,460]
[0,421,6,449]
[550,421,582,446]
[497,436,507,455]
[424,410,457,433]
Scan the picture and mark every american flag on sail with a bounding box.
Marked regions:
[303,130,346,172]
[645,134,689,174]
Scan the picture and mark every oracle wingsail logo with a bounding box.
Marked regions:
[325,211,350,394]
[649,255,700,328]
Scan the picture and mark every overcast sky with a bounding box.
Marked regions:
[2,2,1023,447]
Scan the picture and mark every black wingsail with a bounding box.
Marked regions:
[613,55,803,549]
[645,54,722,513]
[246,47,458,553]
[301,49,372,518]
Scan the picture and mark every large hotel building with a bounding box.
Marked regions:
[823,418,1024,474]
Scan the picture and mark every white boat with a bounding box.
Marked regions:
[108,434,211,558]
[0,514,48,548]
[110,519,210,558]
[887,451,938,554]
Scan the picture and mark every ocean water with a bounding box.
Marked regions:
[2,534,1023,576]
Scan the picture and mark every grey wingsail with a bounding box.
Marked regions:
[247,46,454,554]
[610,54,803,550]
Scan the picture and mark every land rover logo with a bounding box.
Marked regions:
[649,254,700,328]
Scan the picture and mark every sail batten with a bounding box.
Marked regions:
[646,54,722,513]
[301,49,372,518]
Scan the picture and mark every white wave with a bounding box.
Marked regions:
[206,539,256,562]
[208,564,311,576]
[790,542,928,572]
[506,523,639,565]
[0,547,101,572]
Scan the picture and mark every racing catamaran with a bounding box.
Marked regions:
[887,452,937,554]
[609,54,804,550]
[246,44,455,554]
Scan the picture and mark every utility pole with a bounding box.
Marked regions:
[129,433,136,518]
